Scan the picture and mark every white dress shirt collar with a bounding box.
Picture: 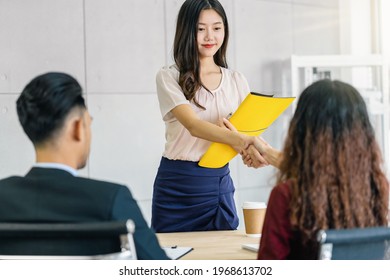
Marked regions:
[33,162,78,177]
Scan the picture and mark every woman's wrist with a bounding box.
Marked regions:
[253,137,281,168]
[263,145,281,168]
[231,132,249,153]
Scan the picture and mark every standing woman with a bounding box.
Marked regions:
[152,0,260,233]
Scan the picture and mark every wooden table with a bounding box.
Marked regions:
[157,230,260,260]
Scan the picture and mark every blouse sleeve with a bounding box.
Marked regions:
[156,66,190,121]
[257,182,293,260]
[232,71,250,102]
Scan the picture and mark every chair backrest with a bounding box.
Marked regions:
[0,219,137,260]
[317,226,390,260]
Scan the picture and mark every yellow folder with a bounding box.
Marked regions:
[198,92,295,168]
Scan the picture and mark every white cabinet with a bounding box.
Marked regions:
[285,55,390,175]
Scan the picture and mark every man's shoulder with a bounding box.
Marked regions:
[0,170,130,195]
[0,175,23,185]
[49,175,134,204]
[74,176,129,192]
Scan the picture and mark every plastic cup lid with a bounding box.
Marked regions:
[242,201,267,209]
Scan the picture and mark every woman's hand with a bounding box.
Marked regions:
[219,117,237,131]
[220,118,251,153]
[220,118,268,167]
[251,137,282,168]
[253,136,272,154]
[242,145,269,168]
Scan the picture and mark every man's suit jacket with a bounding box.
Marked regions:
[0,167,169,260]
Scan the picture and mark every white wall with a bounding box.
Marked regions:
[0,0,340,229]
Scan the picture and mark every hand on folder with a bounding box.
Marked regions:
[198,92,295,168]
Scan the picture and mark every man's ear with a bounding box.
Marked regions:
[71,117,83,142]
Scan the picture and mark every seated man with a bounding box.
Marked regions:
[0,72,169,260]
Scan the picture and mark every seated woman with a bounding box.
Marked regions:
[243,79,389,259]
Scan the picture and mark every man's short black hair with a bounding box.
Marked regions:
[17,72,86,145]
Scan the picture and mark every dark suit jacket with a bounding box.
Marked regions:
[0,167,169,260]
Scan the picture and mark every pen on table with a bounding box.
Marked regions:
[171,245,177,249]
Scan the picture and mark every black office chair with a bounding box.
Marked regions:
[317,226,390,260]
[0,219,137,259]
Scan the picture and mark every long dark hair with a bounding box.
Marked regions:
[278,79,389,244]
[173,0,229,109]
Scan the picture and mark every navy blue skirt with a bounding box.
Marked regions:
[151,157,239,233]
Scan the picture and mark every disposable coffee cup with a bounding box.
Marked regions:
[242,202,267,237]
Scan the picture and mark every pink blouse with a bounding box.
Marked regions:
[156,65,250,161]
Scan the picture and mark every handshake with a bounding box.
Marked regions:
[219,117,281,169]
[241,136,281,169]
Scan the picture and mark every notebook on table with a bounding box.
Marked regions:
[163,246,193,260]
[241,243,260,252]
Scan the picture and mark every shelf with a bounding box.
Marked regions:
[285,54,390,175]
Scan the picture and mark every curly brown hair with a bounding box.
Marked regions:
[278,79,389,244]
